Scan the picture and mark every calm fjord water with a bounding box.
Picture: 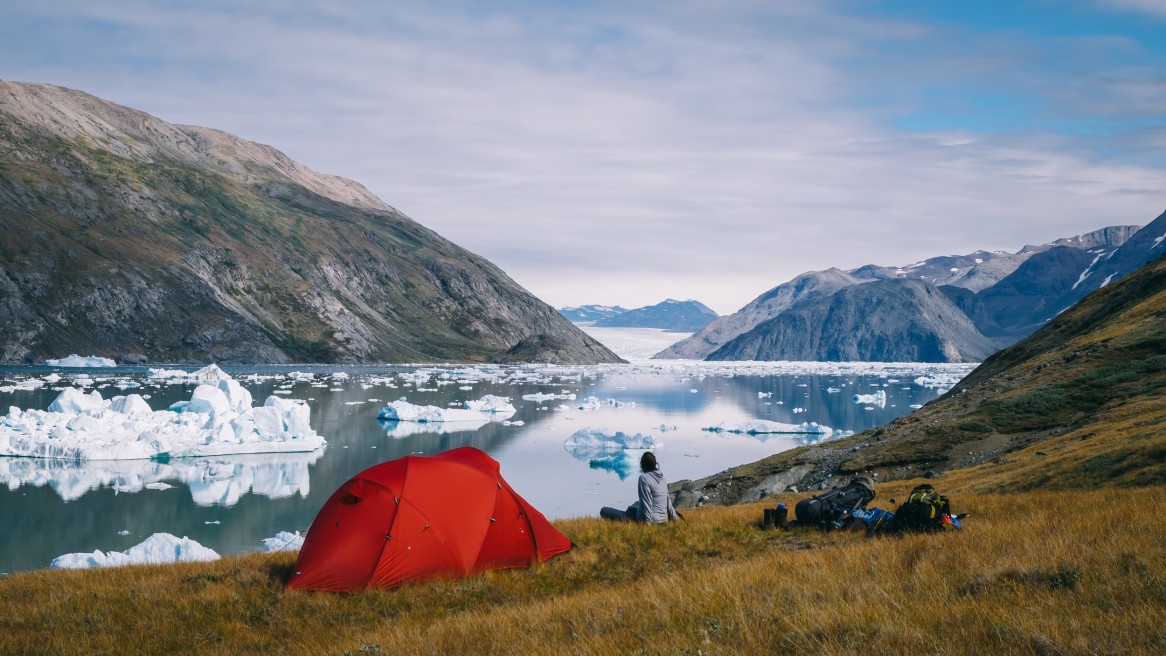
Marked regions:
[0,360,973,572]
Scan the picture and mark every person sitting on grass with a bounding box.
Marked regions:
[600,451,683,523]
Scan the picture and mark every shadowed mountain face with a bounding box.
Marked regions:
[707,279,999,363]
[0,80,622,365]
[670,252,1166,508]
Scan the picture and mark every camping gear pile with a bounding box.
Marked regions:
[768,478,964,534]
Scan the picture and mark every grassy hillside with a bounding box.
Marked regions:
[2,483,1163,655]
[674,253,1166,506]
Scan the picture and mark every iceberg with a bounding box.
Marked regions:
[148,364,232,384]
[378,395,515,423]
[0,375,325,461]
[462,395,517,417]
[44,354,117,368]
[262,531,305,552]
[521,392,577,402]
[51,533,219,569]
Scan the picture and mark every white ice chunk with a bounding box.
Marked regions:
[521,392,576,402]
[47,388,105,414]
[187,384,231,419]
[109,394,153,416]
[463,395,516,416]
[50,533,219,569]
[262,531,305,552]
[44,354,117,368]
[379,395,511,424]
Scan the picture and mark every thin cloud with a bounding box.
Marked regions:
[1,1,1164,314]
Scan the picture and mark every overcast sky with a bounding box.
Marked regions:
[3,1,1165,314]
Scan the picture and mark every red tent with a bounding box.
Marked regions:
[287,446,572,591]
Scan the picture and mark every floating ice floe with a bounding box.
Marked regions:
[262,531,305,552]
[462,395,516,416]
[44,354,117,368]
[0,374,325,461]
[0,377,47,393]
[377,395,516,423]
[148,363,232,384]
[853,390,887,408]
[521,392,576,402]
[51,533,220,569]
[702,420,836,436]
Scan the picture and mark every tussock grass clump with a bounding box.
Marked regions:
[3,486,1165,655]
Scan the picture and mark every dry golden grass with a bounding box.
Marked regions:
[3,486,1165,655]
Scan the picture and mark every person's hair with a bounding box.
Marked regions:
[640,451,658,473]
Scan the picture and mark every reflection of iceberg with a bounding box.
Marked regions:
[853,390,887,408]
[0,450,323,506]
[379,418,489,439]
[587,451,639,479]
[563,428,660,479]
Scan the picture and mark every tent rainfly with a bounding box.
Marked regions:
[287,446,572,591]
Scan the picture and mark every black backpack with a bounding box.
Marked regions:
[894,484,951,531]
[795,477,876,529]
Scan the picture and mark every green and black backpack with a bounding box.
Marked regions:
[893,483,951,531]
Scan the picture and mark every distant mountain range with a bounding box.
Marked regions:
[560,299,719,332]
[0,80,622,365]
[658,220,1163,362]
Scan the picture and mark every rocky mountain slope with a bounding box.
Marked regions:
[592,299,717,332]
[671,251,1166,507]
[0,80,622,365]
[707,279,999,362]
[659,221,1148,362]
[655,268,859,359]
